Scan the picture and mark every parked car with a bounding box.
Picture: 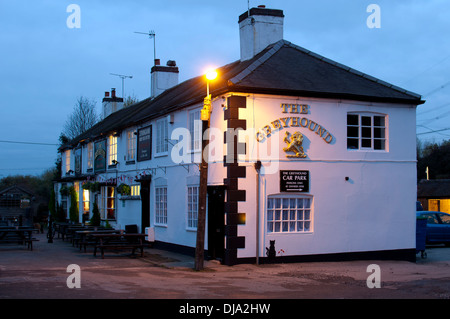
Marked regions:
[416,211,450,246]
[416,201,424,211]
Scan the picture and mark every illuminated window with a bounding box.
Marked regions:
[155,187,167,225]
[347,113,387,150]
[130,185,140,197]
[187,186,199,229]
[108,135,117,165]
[100,186,115,220]
[65,150,71,173]
[83,189,90,214]
[267,196,313,233]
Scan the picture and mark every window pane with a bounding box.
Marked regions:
[361,116,371,126]
[361,138,371,148]
[347,114,359,126]
[374,116,385,127]
[304,198,311,208]
[274,222,280,232]
[374,127,385,138]
[361,127,371,138]
[347,126,359,138]
[304,221,311,231]
[347,138,358,149]
[290,221,296,232]
[374,139,385,150]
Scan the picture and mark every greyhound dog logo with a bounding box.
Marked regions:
[283,131,307,158]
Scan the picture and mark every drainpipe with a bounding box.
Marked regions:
[254,160,262,265]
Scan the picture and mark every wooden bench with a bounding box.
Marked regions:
[75,229,120,252]
[92,233,148,259]
[0,228,37,250]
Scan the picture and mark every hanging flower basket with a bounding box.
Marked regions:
[117,183,131,196]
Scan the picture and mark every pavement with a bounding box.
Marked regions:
[1,232,450,303]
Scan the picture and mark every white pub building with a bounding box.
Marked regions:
[56,6,424,265]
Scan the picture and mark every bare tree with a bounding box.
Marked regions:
[124,94,139,107]
[63,96,99,140]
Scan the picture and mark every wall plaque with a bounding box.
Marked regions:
[280,170,309,192]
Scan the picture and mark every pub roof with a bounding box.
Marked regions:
[60,39,424,150]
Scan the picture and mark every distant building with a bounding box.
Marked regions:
[0,185,35,226]
[55,6,424,265]
[417,179,450,214]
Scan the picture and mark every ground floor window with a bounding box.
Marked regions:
[187,186,199,229]
[130,184,140,197]
[100,186,116,220]
[155,187,167,225]
[267,196,313,233]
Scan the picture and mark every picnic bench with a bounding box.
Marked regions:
[75,229,121,252]
[0,227,38,250]
[92,233,148,259]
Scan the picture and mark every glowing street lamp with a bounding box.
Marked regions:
[201,69,217,121]
[195,69,218,271]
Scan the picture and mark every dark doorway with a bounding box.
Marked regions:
[140,179,151,234]
[207,186,226,260]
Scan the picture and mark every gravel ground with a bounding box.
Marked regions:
[1,233,449,302]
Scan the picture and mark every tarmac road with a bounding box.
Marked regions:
[1,232,450,302]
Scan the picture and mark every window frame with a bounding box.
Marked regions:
[347,113,387,151]
[100,186,116,220]
[126,129,137,162]
[187,185,199,230]
[155,186,168,226]
[155,118,169,156]
[108,135,118,166]
[266,194,313,234]
[87,142,94,170]
[65,150,71,173]
[188,109,202,153]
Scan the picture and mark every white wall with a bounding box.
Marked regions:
[211,94,417,259]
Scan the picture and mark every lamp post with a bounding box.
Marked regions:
[195,69,217,271]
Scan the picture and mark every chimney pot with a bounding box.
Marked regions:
[258,5,266,8]
[105,91,110,97]
[154,59,160,66]
[111,88,116,98]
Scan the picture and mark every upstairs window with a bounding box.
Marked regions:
[156,118,168,155]
[188,109,201,152]
[127,130,136,161]
[347,113,386,151]
[87,142,93,169]
[65,150,71,173]
[108,135,117,166]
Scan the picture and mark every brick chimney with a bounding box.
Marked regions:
[102,88,124,119]
[239,6,284,61]
[151,60,179,98]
